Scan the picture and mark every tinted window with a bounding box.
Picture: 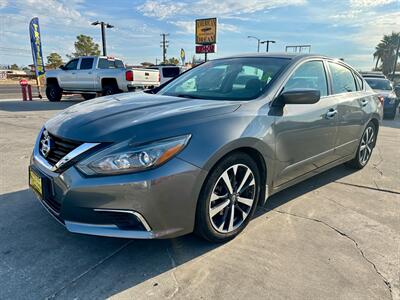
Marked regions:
[98,58,124,69]
[64,59,78,70]
[328,62,357,94]
[159,57,290,100]
[79,58,94,70]
[162,67,181,78]
[284,61,328,96]
[365,78,392,91]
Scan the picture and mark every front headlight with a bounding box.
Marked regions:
[77,135,191,175]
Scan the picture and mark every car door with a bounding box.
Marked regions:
[327,61,369,158]
[273,59,339,187]
[75,57,95,90]
[59,58,79,90]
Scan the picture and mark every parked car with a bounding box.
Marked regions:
[365,77,398,119]
[360,71,386,79]
[147,65,182,84]
[45,56,160,101]
[30,54,382,242]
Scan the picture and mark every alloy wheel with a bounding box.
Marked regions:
[359,126,374,166]
[208,164,256,233]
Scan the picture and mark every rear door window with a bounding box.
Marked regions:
[328,62,357,94]
[284,60,328,97]
[79,58,94,70]
[354,73,364,91]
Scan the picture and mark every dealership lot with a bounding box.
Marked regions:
[0,99,399,299]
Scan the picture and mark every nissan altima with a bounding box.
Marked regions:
[29,54,382,242]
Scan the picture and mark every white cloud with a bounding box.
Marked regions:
[138,0,307,19]
[0,0,7,9]
[350,0,399,8]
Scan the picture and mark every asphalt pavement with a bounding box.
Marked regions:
[0,99,399,300]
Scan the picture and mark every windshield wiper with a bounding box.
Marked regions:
[175,94,204,99]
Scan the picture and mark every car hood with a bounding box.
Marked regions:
[45,92,240,142]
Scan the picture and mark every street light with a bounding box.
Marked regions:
[261,40,276,52]
[91,21,114,56]
[247,36,261,53]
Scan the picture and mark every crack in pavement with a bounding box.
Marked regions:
[166,247,180,299]
[334,181,400,195]
[272,209,393,300]
[45,240,133,299]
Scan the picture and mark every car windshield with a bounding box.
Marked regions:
[365,78,392,90]
[158,57,290,100]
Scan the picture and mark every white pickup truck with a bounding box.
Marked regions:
[45,56,160,101]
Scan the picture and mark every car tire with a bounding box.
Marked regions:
[82,93,96,100]
[195,152,261,243]
[46,84,62,102]
[346,122,377,169]
[102,84,119,96]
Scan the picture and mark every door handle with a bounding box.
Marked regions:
[325,108,338,119]
[71,72,76,75]
[360,99,368,107]
[88,72,92,74]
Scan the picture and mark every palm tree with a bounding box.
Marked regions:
[373,32,400,75]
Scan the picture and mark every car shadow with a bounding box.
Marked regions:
[0,164,356,298]
[0,99,82,112]
[381,113,400,129]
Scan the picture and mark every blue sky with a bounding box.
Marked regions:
[0,0,399,70]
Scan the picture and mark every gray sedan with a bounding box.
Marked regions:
[29,54,382,242]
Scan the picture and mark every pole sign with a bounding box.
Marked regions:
[29,17,46,86]
[180,48,186,65]
[195,44,216,54]
[195,18,217,45]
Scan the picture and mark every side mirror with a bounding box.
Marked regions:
[59,65,65,70]
[279,89,320,105]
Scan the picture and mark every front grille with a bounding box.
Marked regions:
[39,131,82,166]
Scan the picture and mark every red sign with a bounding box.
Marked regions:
[196,44,216,54]
[19,79,28,86]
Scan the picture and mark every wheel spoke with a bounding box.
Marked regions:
[221,171,234,194]
[368,130,374,144]
[360,144,366,151]
[210,192,223,203]
[228,205,235,231]
[238,196,254,207]
[237,168,251,193]
[210,199,230,217]
[236,205,248,220]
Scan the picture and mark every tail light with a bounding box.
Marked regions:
[378,95,384,105]
[125,70,133,81]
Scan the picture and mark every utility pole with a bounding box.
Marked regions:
[160,33,169,63]
[91,21,114,56]
[391,37,400,80]
[247,36,261,52]
[261,40,276,52]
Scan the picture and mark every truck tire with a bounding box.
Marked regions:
[46,84,62,102]
[102,84,119,96]
[82,93,96,100]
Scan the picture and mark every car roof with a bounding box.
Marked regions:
[217,52,330,60]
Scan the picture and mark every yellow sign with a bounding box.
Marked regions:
[195,18,217,45]
[29,168,42,197]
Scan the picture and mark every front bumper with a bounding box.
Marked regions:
[30,153,207,239]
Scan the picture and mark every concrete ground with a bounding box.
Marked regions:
[0,99,399,300]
